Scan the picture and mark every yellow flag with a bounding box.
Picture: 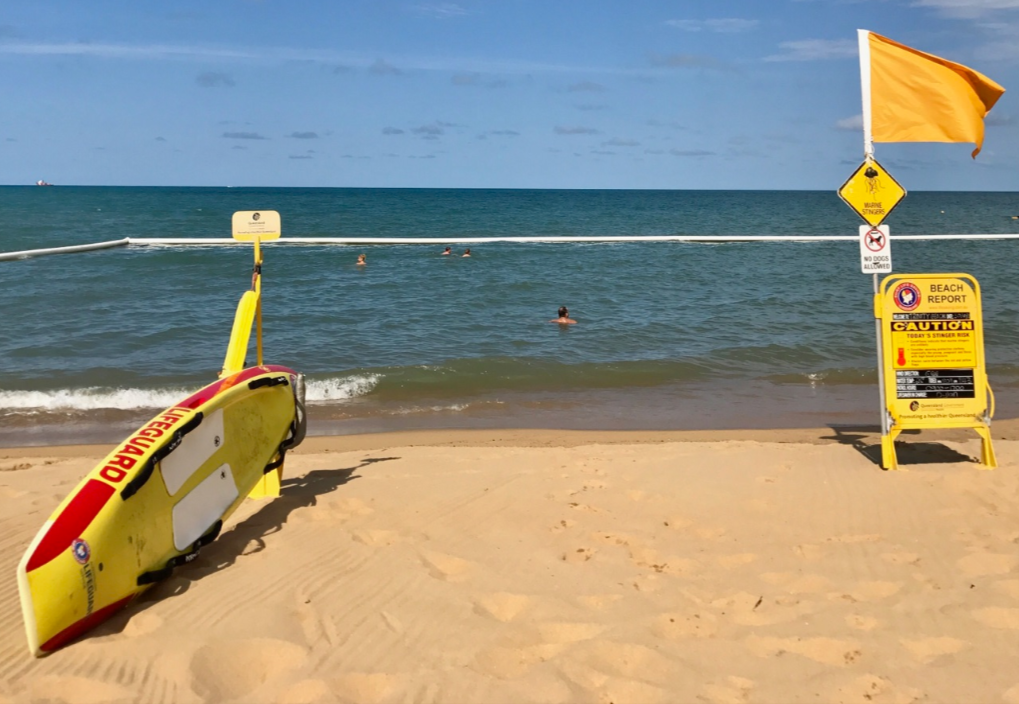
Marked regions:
[864,31,1005,158]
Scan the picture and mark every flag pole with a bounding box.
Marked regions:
[858,29,874,159]
[859,28,889,441]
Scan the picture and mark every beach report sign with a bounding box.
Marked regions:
[876,273,996,469]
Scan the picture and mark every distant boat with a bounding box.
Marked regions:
[35,180,53,186]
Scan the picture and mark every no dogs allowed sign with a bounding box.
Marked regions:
[859,225,892,274]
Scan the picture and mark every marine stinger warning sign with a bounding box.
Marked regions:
[838,158,906,227]
[232,210,281,240]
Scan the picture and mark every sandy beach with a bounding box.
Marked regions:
[2,424,1019,703]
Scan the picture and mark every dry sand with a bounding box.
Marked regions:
[2,425,1019,703]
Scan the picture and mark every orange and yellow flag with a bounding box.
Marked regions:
[862,31,1005,158]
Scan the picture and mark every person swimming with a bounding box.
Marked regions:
[356,253,366,266]
[462,248,472,257]
[550,306,577,325]
[442,247,452,255]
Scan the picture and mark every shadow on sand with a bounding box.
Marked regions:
[90,456,400,641]
[822,424,976,469]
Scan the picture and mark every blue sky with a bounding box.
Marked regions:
[1,0,1017,189]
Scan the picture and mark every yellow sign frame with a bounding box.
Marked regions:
[876,273,996,470]
[838,158,907,227]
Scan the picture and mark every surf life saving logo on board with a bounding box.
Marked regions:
[893,282,921,311]
[71,538,91,565]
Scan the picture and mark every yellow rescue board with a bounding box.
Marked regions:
[17,365,305,656]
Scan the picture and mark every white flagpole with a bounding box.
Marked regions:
[859,29,888,441]
[858,29,874,159]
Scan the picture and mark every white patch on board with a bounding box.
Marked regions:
[160,409,225,496]
[171,464,238,551]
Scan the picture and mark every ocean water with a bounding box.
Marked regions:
[2,187,1018,446]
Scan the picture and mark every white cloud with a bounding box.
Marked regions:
[912,0,1019,18]
[666,18,759,33]
[414,3,470,17]
[835,115,863,131]
[764,39,857,62]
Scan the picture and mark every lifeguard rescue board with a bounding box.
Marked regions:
[17,364,305,657]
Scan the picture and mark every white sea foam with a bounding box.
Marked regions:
[304,374,381,402]
[0,374,382,412]
[0,386,194,411]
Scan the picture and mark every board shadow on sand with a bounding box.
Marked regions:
[84,456,399,645]
[823,424,976,468]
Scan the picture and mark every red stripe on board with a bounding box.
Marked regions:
[26,480,115,572]
[40,594,134,653]
[178,365,296,410]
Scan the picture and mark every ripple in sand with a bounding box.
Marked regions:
[27,676,133,704]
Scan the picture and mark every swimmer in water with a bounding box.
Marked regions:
[442,246,452,255]
[356,253,366,266]
[550,306,577,325]
[462,248,472,257]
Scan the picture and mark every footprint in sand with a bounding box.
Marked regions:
[761,572,833,594]
[716,553,757,570]
[352,529,399,547]
[957,552,1018,577]
[712,591,813,627]
[831,674,925,704]
[121,611,163,637]
[881,551,921,566]
[278,679,332,704]
[703,676,755,704]
[652,611,719,640]
[833,581,902,603]
[190,638,307,701]
[972,607,1019,629]
[577,594,623,611]
[328,673,395,704]
[420,550,473,582]
[563,546,597,564]
[900,636,968,664]
[474,592,531,622]
[744,635,862,667]
[549,518,576,533]
[994,580,1019,600]
[845,614,881,631]
[473,622,603,679]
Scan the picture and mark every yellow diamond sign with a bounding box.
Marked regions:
[838,158,907,227]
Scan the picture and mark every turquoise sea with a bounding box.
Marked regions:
[2,187,1018,446]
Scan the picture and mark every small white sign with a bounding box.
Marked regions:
[232,210,281,241]
[859,225,892,274]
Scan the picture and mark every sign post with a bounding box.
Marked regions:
[876,274,996,470]
[232,211,282,366]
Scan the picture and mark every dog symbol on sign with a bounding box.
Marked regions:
[865,229,885,252]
